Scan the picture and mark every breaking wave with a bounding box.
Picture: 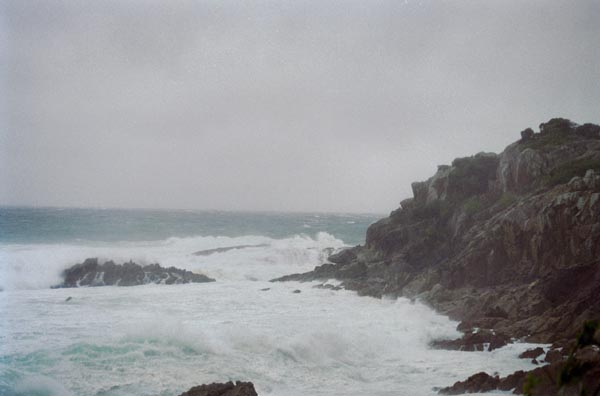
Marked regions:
[0,232,345,290]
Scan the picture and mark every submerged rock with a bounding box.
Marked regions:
[178,381,257,396]
[193,244,269,256]
[55,258,215,288]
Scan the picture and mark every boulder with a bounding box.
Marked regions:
[56,258,215,288]
[439,372,500,395]
[431,330,510,352]
[178,381,257,396]
[519,347,544,359]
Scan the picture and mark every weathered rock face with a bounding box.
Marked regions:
[273,118,600,344]
[56,258,215,287]
[178,381,257,396]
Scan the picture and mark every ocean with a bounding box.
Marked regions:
[0,207,540,396]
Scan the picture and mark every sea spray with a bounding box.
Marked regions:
[0,210,543,395]
[0,281,543,396]
[0,232,344,290]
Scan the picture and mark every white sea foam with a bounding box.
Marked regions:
[12,374,75,396]
[0,232,545,396]
[0,232,344,290]
[0,281,543,396]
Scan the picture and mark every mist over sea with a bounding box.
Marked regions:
[0,208,539,395]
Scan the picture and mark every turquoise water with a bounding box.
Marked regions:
[0,207,541,396]
[0,207,380,246]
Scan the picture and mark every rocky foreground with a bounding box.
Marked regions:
[55,258,214,287]
[440,320,600,396]
[178,381,257,396]
[274,118,600,394]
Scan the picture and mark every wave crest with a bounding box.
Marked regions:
[0,232,346,290]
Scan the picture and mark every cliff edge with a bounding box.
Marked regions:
[275,118,600,345]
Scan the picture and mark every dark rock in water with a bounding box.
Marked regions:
[439,372,501,395]
[193,244,269,256]
[55,258,215,288]
[431,329,510,352]
[178,381,257,396]
[439,370,526,395]
[292,289,301,294]
[313,283,342,291]
[519,346,544,359]
[440,321,600,395]
[65,296,72,302]
[260,288,270,291]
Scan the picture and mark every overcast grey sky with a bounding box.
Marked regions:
[1,0,599,213]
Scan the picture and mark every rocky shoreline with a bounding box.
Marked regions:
[54,258,215,288]
[273,118,600,394]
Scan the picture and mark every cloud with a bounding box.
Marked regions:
[2,0,599,212]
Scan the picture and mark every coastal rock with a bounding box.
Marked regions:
[193,244,268,256]
[439,371,526,395]
[440,326,600,395]
[56,258,215,288]
[431,330,510,352]
[270,118,600,395]
[178,381,257,396]
[273,119,600,344]
[439,372,501,395]
[518,347,545,359]
[544,348,563,363]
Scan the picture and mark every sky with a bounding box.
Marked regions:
[1,0,599,214]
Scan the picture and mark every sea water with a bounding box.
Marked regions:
[0,208,541,396]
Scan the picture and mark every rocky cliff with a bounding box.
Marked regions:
[275,118,600,344]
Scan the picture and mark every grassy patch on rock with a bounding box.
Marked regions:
[543,157,600,186]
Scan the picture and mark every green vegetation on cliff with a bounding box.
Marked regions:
[543,157,600,187]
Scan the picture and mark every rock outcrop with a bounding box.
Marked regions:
[440,321,600,395]
[273,118,600,344]
[55,258,215,287]
[193,244,269,256]
[178,381,257,396]
[273,118,600,394]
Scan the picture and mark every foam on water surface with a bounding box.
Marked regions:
[0,210,544,395]
[0,232,344,290]
[1,279,542,396]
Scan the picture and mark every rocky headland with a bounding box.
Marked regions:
[55,258,215,287]
[273,118,600,394]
